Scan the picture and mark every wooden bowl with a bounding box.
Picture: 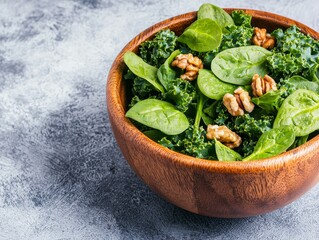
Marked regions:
[107,9,319,218]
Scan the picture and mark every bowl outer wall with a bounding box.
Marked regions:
[106,9,319,218]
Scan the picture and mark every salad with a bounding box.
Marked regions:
[123,3,319,161]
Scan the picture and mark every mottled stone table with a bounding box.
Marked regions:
[0,0,318,239]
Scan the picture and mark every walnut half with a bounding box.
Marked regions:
[223,87,254,116]
[206,125,242,148]
[171,53,203,81]
[251,74,277,97]
[252,27,275,49]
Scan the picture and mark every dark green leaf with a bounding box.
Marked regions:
[252,89,285,113]
[157,50,181,90]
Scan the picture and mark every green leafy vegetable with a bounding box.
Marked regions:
[243,126,295,161]
[157,50,181,90]
[197,3,234,32]
[285,75,319,94]
[162,78,196,113]
[124,51,164,93]
[231,10,252,27]
[140,29,178,67]
[177,18,222,52]
[274,89,319,136]
[288,134,309,150]
[233,114,273,139]
[267,26,319,78]
[143,129,166,142]
[126,99,189,135]
[194,91,206,130]
[197,69,237,100]
[211,46,272,85]
[218,10,254,50]
[310,64,319,82]
[159,126,216,159]
[215,140,242,161]
[132,77,156,98]
[252,89,285,113]
[124,5,319,161]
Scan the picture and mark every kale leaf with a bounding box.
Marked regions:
[139,29,178,67]
[159,126,216,159]
[161,78,196,113]
[231,10,252,27]
[205,101,274,156]
[267,26,319,78]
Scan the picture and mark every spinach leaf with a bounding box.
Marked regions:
[211,46,272,85]
[124,51,164,93]
[252,89,285,113]
[215,140,242,161]
[157,50,181,90]
[286,75,319,93]
[243,126,295,161]
[201,112,213,126]
[197,3,234,32]
[197,69,237,100]
[194,91,206,130]
[177,18,222,52]
[274,89,319,136]
[310,64,319,82]
[126,99,189,135]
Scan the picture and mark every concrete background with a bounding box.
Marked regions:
[0,0,318,239]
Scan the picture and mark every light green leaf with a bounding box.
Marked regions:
[211,46,272,85]
[177,18,222,52]
[243,126,295,161]
[126,99,189,135]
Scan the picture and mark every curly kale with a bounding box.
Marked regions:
[233,114,273,139]
[231,10,252,27]
[161,78,196,113]
[267,26,319,78]
[132,77,155,98]
[204,101,274,156]
[159,126,216,159]
[139,29,178,67]
[124,70,159,107]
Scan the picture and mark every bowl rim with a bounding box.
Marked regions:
[107,8,319,174]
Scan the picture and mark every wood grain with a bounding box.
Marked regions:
[106,9,319,218]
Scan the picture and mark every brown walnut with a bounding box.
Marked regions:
[252,27,275,49]
[171,53,203,81]
[223,87,254,116]
[206,125,242,148]
[251,74,277,97]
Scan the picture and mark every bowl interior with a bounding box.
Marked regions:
[107,9,319,171]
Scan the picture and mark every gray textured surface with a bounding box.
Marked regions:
[0,0,318,239]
